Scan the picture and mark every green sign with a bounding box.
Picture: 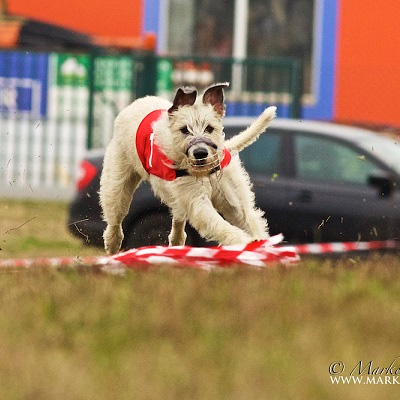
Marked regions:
[55,54,89,87]
[156,59,172,94]
[94,56,133,91]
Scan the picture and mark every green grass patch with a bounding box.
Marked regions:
[0,200,399,399]
[0,258,399,399]
[0,199,99,259]
[3,236,80,252]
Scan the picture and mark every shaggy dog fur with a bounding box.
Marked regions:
[99,83,276,254]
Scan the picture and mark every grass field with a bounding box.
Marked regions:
[0,200,399,399]
[0,199,99,259]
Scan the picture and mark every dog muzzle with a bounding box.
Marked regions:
[188,152,221,176]
[185,137,221,177]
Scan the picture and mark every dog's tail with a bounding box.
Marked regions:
[224,106,277,153]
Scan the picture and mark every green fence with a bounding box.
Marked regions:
[0,49,301,199]
[155,55,302,116]
[88,54,302,149]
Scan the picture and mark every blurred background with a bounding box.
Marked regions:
[0,0,399,200]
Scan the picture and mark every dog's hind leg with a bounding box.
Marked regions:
[100,144,142,254]
[168,217,187,246]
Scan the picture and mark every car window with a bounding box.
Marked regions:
[294,134,380,184]
[239,132,281,176]
[358,136,400,175]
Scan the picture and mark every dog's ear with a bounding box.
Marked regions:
[168,86,197,115]
[203,82,229,117]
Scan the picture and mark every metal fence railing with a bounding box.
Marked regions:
[0,49,302,199]
[88,54,302,149]
[153,56,302,118]
[0,51,89,198]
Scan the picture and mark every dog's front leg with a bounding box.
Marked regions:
[185,195,252,245]
[100,142,142,254]
[168,217,187,246]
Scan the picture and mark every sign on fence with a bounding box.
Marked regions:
[90,55,134,148]
[56,54,89,87]
[0,49,301,199]
[94,56,132,91]
[0,52,48,118]
[0,78,42,117]
[0,50,137,198]
[0,51,89,199]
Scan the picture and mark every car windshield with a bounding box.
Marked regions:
[357,135,400,175]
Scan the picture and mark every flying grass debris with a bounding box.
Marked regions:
[3,216,37,235]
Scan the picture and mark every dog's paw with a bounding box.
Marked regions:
[168,230,187,246]
[221,230,253,245]
[104,225,124,255]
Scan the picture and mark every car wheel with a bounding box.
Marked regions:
[123,212,197,249]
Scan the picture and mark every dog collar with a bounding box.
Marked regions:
[135,109,231,181]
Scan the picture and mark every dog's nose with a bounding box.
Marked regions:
[193,148,209,159]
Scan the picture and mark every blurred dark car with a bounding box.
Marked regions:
[68,118,400,249]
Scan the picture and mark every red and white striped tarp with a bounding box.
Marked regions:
[112,233,298,268]
[0,235,398,272]
[294,239,398,255]
[0,234,298,271]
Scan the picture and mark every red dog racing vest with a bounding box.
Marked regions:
[135,109,231,181]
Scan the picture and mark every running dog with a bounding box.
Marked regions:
[99,83,276,254]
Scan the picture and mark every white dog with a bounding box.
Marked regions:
[99,83,276,254]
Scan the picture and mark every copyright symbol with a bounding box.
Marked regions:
[329,361,345,375]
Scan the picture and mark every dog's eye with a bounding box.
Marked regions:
[205,125,214,133]
[180,126,190,134]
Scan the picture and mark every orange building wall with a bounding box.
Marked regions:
[335,0,400,125]
[7,0,143,38]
